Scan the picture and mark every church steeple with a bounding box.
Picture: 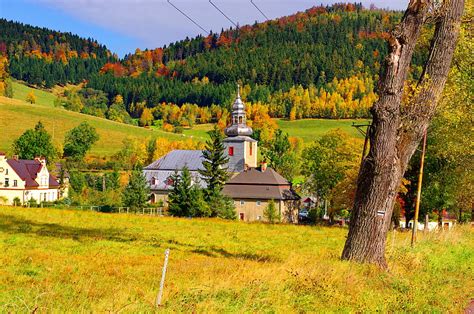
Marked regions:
[224,84,253,137]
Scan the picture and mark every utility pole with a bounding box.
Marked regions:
[411,130,427,247]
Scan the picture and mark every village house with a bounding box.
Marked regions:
[0,153,62,205]
[143,86,300,222]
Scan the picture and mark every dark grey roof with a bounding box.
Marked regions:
[144,150,204,171]
[222,167,299,200]
[222,185,299,200]
[227,167,290,185]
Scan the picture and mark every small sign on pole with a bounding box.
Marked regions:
[156,248,170,307]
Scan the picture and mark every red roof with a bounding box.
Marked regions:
[7,159,59,188]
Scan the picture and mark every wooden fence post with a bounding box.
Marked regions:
[156,248,170,307]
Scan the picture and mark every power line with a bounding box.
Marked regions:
[209,0,238,28]
[250,0,269,20]
[167,0,209,34]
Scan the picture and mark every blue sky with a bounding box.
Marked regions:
[1,0,408,57]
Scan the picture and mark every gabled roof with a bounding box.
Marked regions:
[7,159,59,188]
[144,150,205,171]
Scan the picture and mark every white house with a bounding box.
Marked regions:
[0,153,61,205]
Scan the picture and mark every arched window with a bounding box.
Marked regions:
[150,194,156,204]
[239,116,243,124]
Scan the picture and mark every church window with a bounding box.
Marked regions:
[249,144,253,156]
[228,146,234,156]
[239,116,243,124]
[13,180,17,187]
[5,178,9,187]
[5,169,8,175]
[151,177,158,185]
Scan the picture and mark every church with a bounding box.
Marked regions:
[143,87,300,222]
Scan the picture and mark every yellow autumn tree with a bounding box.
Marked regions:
[26,91,37,104]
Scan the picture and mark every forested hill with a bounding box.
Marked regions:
[0,19,113,87]
[88,4,420,119]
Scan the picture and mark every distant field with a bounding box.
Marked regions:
[0,96,184,156]
[11,81,57,107]
[0,206,472,312]
[183,119,370,143]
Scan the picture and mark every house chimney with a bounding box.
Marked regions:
[260,161,267,172]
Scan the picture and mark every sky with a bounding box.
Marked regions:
[1,0,408,57]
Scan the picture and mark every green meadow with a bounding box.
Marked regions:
[183,119,369,143]
[0,90,183,156]
[0,206,472,312]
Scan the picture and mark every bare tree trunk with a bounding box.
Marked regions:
[341,0,464,268]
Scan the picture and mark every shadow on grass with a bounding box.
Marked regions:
[191,246,281,263]
[0,214,281,263]
[0,213,136,242]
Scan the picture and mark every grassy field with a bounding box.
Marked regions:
[0,206,472,312]
[183,119,369,143]
[0,96,183,156]
[11,81,57,107]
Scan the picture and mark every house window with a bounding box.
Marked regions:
[256,200,261,206]
[239,213,245,220]
[240,200,245,205]
[257,215,262,221]
[13,180,17,187]
[228,146,234,156]
[4,178,9,187]
[5,169,8,175]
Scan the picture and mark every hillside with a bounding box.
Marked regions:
[88,4,406,117]
[1,206,472,312]
[0,83,183,156]
[0,18,112,87]
[182,119,367,143]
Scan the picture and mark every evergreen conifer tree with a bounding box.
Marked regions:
[168,167,210,217]
[123,168,150,210]
[198,126,229,197]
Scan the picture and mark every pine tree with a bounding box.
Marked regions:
[264,199,280,223]
[198,126,229,197]
[168,167,210,217]
[122,168,150,210]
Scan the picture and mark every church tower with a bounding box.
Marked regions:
[223,85,258,173]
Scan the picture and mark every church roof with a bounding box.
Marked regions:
[144,150,205,171]
[222,167,299,200]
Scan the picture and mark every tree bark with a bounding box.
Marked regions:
[341,0,464,268]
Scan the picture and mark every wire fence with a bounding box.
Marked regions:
[22,202,166,216]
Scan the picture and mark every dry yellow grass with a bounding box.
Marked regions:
[0,206,472,312]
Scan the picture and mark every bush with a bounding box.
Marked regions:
[12,197,21,206]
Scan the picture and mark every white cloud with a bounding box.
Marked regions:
[36,0,408,50]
